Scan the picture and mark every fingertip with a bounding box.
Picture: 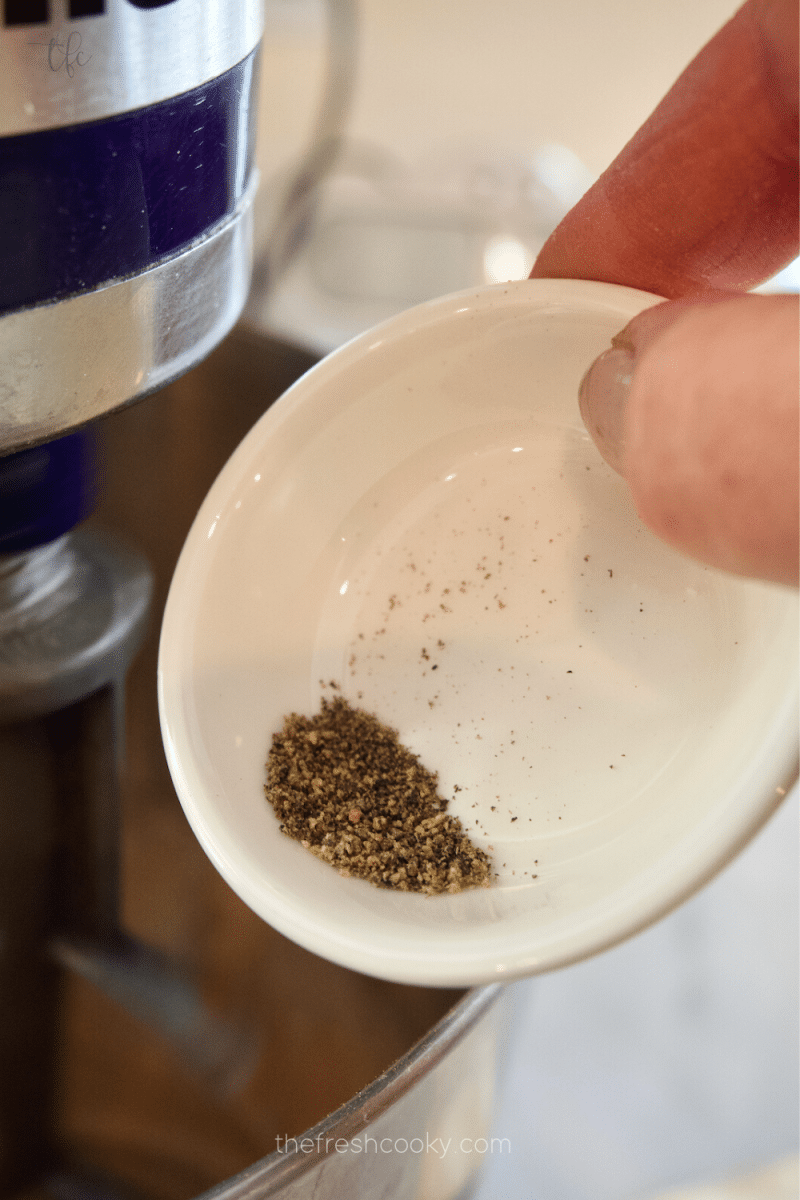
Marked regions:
[577,346,633,476]
[622,295,799,586]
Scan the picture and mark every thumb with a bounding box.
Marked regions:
[578,293,799,586]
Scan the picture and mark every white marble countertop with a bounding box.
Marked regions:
[474,788,798,1200]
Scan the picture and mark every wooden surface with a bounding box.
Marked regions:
[50,326,462,1199]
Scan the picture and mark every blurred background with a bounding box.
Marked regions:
[248,0,800,352]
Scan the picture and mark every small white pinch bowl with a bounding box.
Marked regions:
[158,279,799,987]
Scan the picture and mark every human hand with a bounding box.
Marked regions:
[531,0,798,586]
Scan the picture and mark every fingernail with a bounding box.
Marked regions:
[578,344,635,475]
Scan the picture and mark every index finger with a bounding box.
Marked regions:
[531,0,799,297]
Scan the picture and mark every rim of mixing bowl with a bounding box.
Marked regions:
[197,983,504,1198]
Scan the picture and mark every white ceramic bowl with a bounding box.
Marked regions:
[158,279,799,987]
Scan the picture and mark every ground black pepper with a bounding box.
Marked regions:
[265,694,491,894]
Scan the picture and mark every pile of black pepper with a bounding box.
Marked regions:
[265,694,491,894]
